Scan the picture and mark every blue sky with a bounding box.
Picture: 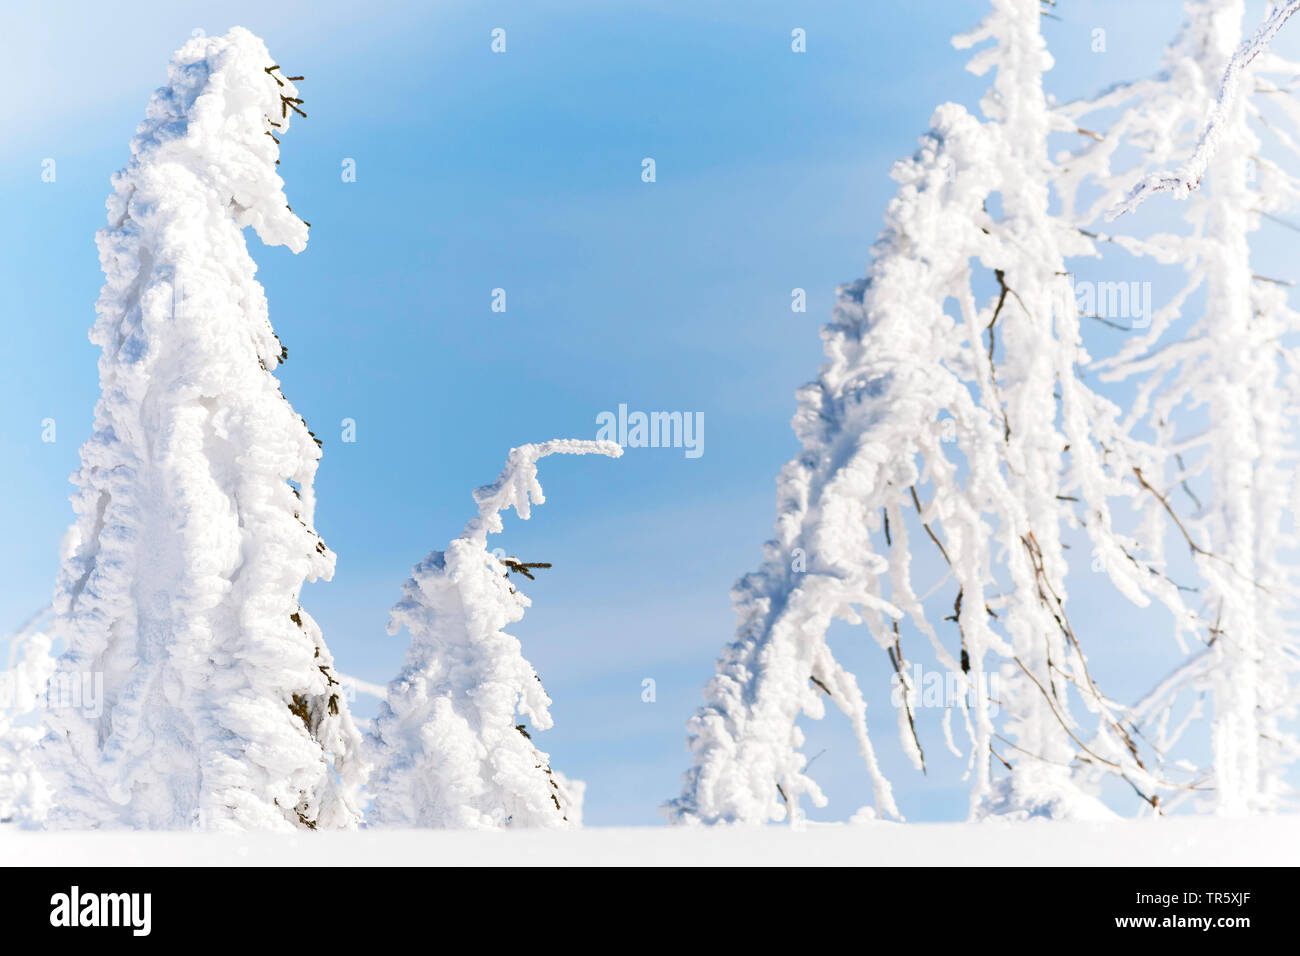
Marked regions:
[4,1,1297,826]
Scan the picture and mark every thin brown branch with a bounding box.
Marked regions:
[887,623,926,774]
[909,485,952,566]
[1011,654,1123,770]
[1132,466,1266,592]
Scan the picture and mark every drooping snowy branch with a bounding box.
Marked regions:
[670,0,1192,826]
[40,28,362,831]
[1107,0,1300,218]
[1058,0,1300,813]
[367,440,621,828]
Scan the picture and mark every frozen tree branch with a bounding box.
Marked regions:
[367,440,621,828]
[1060,0,1300,813]
[671,0,1189,827]
[1107,0,1300,219]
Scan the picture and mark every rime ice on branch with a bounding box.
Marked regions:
[367,440,621,828]
[41,28,362,830]
[1058,0,1300,813]
[671,0,1193,826]
[1107,0,1300,218]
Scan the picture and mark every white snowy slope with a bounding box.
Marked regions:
[1,817,1294,866]
[39,27,363,831]
[366,441,621,828]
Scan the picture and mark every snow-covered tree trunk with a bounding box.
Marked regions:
[1201,15,1270,815]
[367,440,620,828]
[40,28,362,831]
[1059,0,1300,814]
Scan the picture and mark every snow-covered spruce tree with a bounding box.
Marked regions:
[1056,0,1300,813]
[669,0,1197,825]
[0,609,55,825]
[41,28,362,830]
[367,440,621,828]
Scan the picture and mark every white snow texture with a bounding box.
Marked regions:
[671,0,1300,825]
[5,3,1299,837]
[366,441,621,828]
[40,28,363,831]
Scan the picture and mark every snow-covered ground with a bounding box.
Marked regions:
[3,817,1295,866]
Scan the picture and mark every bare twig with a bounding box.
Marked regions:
[909,485,952,566]
[500,559,553,581]
[887,623,927,774]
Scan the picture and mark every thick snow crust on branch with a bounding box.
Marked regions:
[0,610,56,826]
[670,0,1216,826]
[367,441,620,828]
[40,28,362,831]
[1058,0,1300,813]
[1108,0,1300,218]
